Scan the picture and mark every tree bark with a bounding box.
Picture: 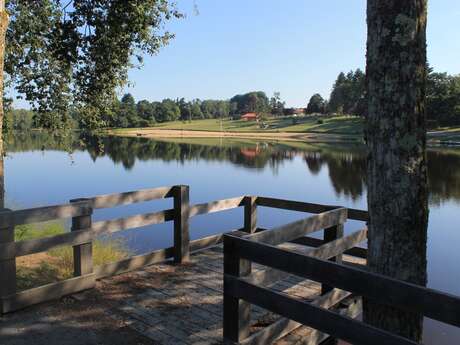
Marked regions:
[0,0,8,209]
[364,1,428,342]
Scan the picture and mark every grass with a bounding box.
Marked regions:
[15,222,129,290]
[111,116,460,144]
[112,114,365,136]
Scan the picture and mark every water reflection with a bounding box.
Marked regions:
[5,131,460,344]
[5,132,460,205]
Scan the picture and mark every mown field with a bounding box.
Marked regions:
[111,115,460,144]
[114,115,364,135]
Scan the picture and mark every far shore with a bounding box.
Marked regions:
[107,128,362,143]
[107,127,460,146]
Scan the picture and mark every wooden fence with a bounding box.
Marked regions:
[0,185,248,313]
[223,198,460,345]
[0,187,368,314]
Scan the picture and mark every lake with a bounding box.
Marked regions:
[4,132,460,344]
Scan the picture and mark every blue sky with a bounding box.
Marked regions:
[12,0,460,109]
[124,0,460,107]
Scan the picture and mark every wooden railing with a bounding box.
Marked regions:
[0,185,250,313]
[223,199,460,345]
[0,187,369,315]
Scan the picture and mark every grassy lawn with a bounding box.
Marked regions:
[111,115,460,144]
[114,115,364,136]
[15,222,129,290]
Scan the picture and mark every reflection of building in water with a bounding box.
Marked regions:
[240,146,260,158]
[7,132,460,205]
[240,113,258,121]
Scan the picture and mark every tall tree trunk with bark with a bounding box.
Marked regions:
[364,1,428,342]
[0,0,8,209]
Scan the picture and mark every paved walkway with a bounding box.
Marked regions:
[1,245,358,345]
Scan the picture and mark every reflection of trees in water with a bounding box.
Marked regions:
[304,150,367,201]
[427,150,460,206]
[83,136,296,172]
[6,132,460,204]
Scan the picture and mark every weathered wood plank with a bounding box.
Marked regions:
[86,186,174,209]
[0,228,93,260]
[229,235,460,328]
[0,209,15,313]
[255,196,368,221]
[243,232,365,289]
[173,185,190,263]
[225,275,417,345]
[189,229,244,253]
[245,208,348,246]
[291,236,368,259]
[1,274,95,313]
[223,233,252,343]
[91,209,175,235]
[70,199,93,277]
[321,223,344,297]
[189,196,244,217]
[278,298,362,345]
[312,228,367,262]
[94,246,174,279]
[0,201,92,228]
[244,196,257,234]
[241,289,351,345]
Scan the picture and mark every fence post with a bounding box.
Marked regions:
[244,196,257,234]
[173,185,190,263]
[223,234,251,343]
[321,223,344,294]
[70,199,93,276]
[0,208,15,313]
[321,220,345,345]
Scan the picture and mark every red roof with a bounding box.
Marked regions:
[241,113,257,119]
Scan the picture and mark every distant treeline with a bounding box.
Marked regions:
[6,66,460,131]
[73,91,290,129]
[308,66,460,126]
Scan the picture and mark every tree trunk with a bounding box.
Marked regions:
[364,1,428,342]
[0,0,8,209]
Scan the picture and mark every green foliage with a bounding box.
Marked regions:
[269,92,285,116]
[4,108,34,130]
[426,70,460,126]
[328,69,366,116]
[306,93,326,114]
[5,0,183,130]
[230,91,270,114]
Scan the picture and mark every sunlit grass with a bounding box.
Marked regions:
[110,115,365,135]
[15,222,129,290]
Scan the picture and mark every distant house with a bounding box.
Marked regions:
[283,108,305,116]
[240,112,258,121]
[293,108,305,115]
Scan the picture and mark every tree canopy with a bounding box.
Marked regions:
[230,91,270,114]
[328,69,366,116]
[4,0,182,130]
[306,93,326,114]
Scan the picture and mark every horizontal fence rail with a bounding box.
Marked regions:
[223,209,460,345]
[0,188,370,325]
[0,201,92,228]
[84,186,175,209]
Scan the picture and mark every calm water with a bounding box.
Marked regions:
[5,132,460,343]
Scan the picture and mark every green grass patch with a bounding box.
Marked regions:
[111,115,365,136]
[15,222,129,290]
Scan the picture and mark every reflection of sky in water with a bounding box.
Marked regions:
[4,137,460,344]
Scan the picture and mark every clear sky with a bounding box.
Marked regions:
[12,0,460,109]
